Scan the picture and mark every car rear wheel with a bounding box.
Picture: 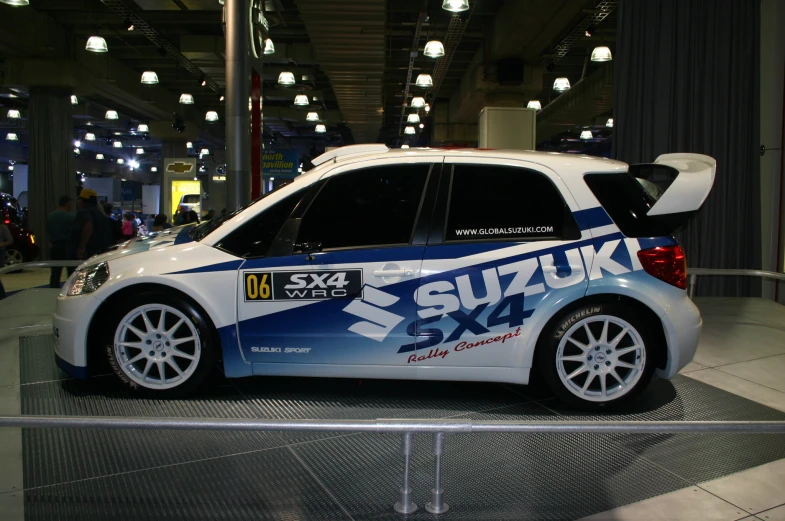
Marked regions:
[537,303,656,409]
[105,292,216,397]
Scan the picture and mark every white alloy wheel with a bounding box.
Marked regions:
[113,304,202,390]
[555,315,646,403]
[5,248,23,266]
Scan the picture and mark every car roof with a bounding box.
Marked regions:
[312,146,629,178]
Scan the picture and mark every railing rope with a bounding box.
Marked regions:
[687,268,785,298]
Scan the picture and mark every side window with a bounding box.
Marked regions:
[217,189,305,258]
[445,165,579,242]
[297,164,430,250]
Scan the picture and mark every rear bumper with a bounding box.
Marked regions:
[657,293,702,378]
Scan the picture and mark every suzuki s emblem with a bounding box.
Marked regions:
[166,162,194,174]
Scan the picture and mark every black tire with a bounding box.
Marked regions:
[102,291,216,398]
[536,302,657,410]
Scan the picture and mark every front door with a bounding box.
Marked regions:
[238,160,439,368]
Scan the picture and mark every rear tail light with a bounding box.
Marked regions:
[637,245,687,289]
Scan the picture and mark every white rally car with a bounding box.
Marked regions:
[53,145,716,408]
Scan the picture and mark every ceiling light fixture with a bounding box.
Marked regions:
[591,46,613,62]
[74,140,81,148]
[8,165,13,171]
[205,111,219,122]
[424,40,445,58]
[419,123,425,129]
[415,74,433,88]
[117,158,125,164]
[0,0,30,5]
[278,72,296,85]
[401,144,410,149]
[137,124,149,133]
[527,100,542,110]
[105,110,119,120]
[74,148,80,154]
[294,94,309,106]
[6,132,19,141]
[85,36,108,53]
[411,97,426,108]
[123,18,134,31]
[404,126,416,135]
[141,71,159,84]
[200,148,210,156]
[7,109,20,119]
[95,154,104,160]
[219,95,225,101]
[113,141,122,148]
[136,148,144,155]
[606,118,614,127]
[580,130,593,140]
[179,93,194,105]
[553,77,571,92]
[424,103,431,113]
[71,95,78,105]
[85,133,96,141]
[151,166,158,172]
[201,79,207,87]
[442,0,469,12]
[186,142,193,149]
[129,160,139,169]
[407,113,420,124]
[306,112,319,122]
[264,38,275,55]
[315,124,327,133]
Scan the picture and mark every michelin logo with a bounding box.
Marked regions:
[343,238,643,346]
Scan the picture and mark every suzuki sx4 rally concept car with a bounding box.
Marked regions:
[53,146,716,408]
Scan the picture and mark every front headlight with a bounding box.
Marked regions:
[65,262,110,296]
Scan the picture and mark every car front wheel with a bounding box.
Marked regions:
[537,303,656,409]
[105,292,216,397]
[4,247,23,266]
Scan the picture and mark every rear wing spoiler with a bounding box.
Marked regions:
[636,153,717,217]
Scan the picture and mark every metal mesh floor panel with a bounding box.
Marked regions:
[18,334,785,520]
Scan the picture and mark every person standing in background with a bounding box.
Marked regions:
[0,222,13,299]
[103,203,122,244]
[70,189,111,260]
[47,195,76,288]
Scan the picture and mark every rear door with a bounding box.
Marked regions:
[411,159,587,370]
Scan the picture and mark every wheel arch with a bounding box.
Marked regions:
[534,293,668,371]
[86,282,223,375]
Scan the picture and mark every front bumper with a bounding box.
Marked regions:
[657,293,703,378]
[53,292,102,378]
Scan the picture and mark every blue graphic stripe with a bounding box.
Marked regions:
[573,207,614,230]
[165,260,244,275]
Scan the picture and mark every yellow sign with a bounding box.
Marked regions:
[171,179,201,218]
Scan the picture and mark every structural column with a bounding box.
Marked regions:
[27,87,75,260]
[225,0,251,210]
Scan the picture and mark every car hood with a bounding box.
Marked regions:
[80,225,194,268]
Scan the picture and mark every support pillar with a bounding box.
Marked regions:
[225,0,251,210]
[28,87,75,260]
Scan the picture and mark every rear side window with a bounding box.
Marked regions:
[445,165,580,241]
[217,189,306,258]
[584,172,687,237]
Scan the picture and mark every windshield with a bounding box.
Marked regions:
[188,183,292,242]
[182,195,200,204]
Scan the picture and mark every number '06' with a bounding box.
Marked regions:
[246,273,271,300]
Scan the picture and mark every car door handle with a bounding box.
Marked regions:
[542,265,583,274]
[373,269,414,277]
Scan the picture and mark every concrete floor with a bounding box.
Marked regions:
[0,291,784,520]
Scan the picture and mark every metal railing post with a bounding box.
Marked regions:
[689,273,698,298]
[393,431,417,514]
[425,432,448,514]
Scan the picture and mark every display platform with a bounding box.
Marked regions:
[18,334,785,520]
